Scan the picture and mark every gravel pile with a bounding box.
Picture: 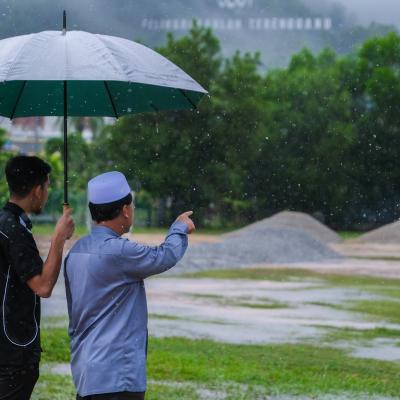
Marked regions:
[225,211,341,244]
[355,220,400,244]
[174,222,342,274]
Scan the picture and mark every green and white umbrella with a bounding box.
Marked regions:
[0,12,207,204]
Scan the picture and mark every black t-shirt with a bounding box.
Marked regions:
[0,202,43,365]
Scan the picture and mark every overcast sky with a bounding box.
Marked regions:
[334,0,399,27]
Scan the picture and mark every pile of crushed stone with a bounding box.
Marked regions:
[225,211,341,244]
[355,220,400,244]
[173,216,343,274]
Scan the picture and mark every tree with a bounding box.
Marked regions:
[211,51,264,223]
[250,47,355,225]
[94,23,224,225]
[340,32,400,225]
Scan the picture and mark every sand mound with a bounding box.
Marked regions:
[174,220,342,274]
[355,220,400,244]
[225,211,341,244]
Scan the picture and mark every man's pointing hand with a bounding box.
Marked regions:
[176,211,195,234]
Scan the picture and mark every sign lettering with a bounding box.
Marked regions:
[216,0,254,9]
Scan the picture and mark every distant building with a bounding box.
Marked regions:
[0,116,96,155]
[0,116,56,154]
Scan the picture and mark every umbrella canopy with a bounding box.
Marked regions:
[0,30,206,117]
[0,12,207,203]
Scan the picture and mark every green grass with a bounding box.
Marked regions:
[150,312,236,326]
[32,374,209,400]
[306,301,345,310]
[378,286,400,300]
[37,267,400,398]
[151,338,400,396]
[32,224,169,236]
[322,327,400,343]
[42,328,71,363]
[185,267,400,296]
[306,299,400,325]
[32,224,88,236]
[352,255,400,262]
[149,313,185,321]
[338,231,363,240]
[132,227,233,235]
[347,299,400,324]
[187,292,288,309]
[184,267,324,282]
[234,301,287,309]
[40,328,400,397]
[188,293,226,300]
[30,227,362,240]
[32,375,267,400]
[32,374,75,400]
[230,297,288,309]
[32,224,232,237]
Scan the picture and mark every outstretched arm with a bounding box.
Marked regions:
[121,211,195,279]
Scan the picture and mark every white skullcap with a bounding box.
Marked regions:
[88,171,131,204]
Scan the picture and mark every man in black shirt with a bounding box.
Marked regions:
[0,155,74,400]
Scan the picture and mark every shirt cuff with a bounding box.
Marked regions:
[169,220,188,234]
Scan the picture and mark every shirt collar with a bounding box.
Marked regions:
[91,225,120,238]
[3,201,33,230]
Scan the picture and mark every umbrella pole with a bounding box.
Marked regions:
[62,11,69,207]
[63,80,68,206]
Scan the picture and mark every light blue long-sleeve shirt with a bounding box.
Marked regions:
[64,221,188,396]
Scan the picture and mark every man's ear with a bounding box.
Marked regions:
[122,204,129,218]
[32,184,42,199]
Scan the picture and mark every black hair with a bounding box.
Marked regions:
[89,193,132,223]
[5,155,51,198]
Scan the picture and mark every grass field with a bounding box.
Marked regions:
[32,266,400,399]
[33,328,400,399]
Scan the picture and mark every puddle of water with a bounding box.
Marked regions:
[42,363,71,376]
[348,338,400,361]
[42,275,400,363]
[147,278,400,350]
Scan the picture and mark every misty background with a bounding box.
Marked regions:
[333,0,399,28]
[0,0,398,67]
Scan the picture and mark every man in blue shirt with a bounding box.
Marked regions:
[64,171,194,400]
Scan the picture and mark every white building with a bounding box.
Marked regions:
[0,116,95,154]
